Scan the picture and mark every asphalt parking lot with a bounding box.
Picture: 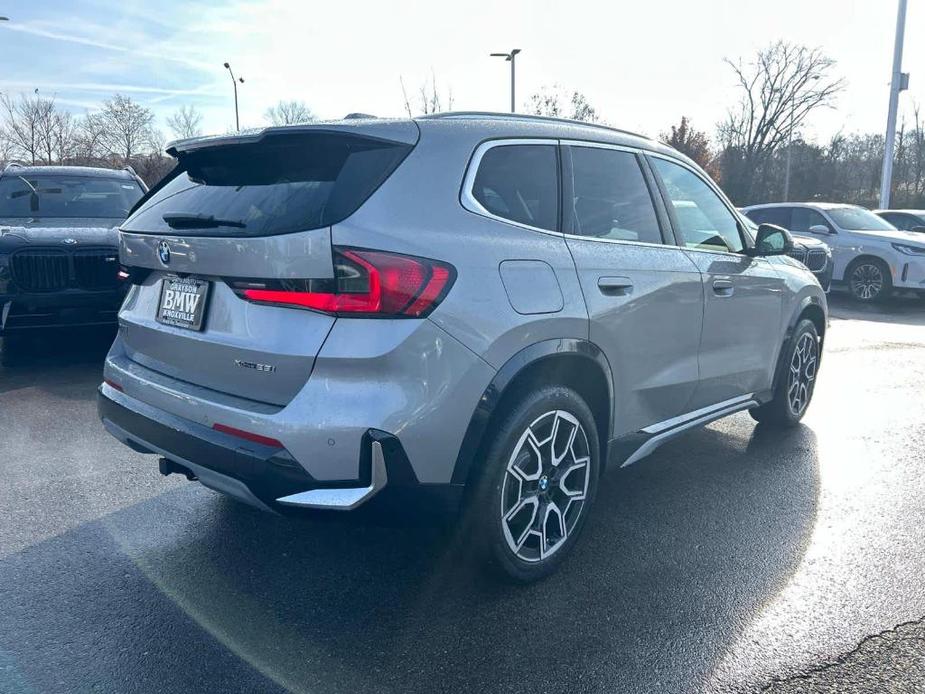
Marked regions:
[1,292,924,694]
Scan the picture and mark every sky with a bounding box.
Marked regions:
[0,0,922,145]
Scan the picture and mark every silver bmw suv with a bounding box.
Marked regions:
[99,113,827,581]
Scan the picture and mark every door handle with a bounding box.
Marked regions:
[597,276,634,296]
[712,278,734,297]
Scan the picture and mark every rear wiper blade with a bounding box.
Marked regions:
[162,212,246,229]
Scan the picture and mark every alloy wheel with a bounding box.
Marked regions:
[850,263,884,301]
[500,410,591,563]
[788,333,818,416]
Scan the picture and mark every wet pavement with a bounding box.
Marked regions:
[1,292,924,693]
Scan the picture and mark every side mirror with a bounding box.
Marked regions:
[911,226,925,234]
[808,224,832,234]
[749,223,793,257]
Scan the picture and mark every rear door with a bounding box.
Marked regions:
[562,143,704,435]
[117,125,416,406]
[649,155,785,408]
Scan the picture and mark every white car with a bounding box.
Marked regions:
[742,202,925,302]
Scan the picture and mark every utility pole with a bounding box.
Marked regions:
[879,0,909,209]
[223,62,245,132]
[490,49,521,113]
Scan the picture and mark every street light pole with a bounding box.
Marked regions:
[490,49,521,113]
[223,62,245,132]
[783,103,794,202]
[879,0,909,209]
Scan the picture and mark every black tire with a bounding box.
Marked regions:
[463,385,601,583]
[846,257,892,302]
[0,334,24,367]
[749,319,820,427]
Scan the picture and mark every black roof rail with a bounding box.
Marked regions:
[420,111,653,142]
[343,112,377,119]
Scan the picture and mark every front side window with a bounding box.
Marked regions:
[791,208,832,233]
[0,175,143,219]
[651,158,744,253]
[471,144,558,232]
[566,146,662,244]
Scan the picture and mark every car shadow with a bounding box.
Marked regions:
[0,416,819,694]
[0,326,115,396]
[827,289,925,326]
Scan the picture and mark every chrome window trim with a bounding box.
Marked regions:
[460,138,562,234]
[460,137,752,256]
[461,137,690,251]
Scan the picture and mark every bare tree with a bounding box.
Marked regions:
[400,74,454,116]
[89,94,158,162]
[527,85,599,122]
[661,116,714,172]
[166,105,204,139]
[718,41,845,201]
[1,92,49,164]
[264,100,315,126]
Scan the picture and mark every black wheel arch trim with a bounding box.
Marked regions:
[450,338,614,485]
[772,294,826,393]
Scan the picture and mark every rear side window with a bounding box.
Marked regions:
[123,133,412,237]
[471,144,558,232]
[746,207,791,228]
[566,146,661,243]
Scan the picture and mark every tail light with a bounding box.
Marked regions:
[232,248,455,318]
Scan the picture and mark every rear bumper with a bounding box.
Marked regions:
[1,287,126,332]
[98,385,464,515]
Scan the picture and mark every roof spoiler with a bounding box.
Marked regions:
[165,119,419,157]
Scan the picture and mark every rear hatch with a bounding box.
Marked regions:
[117,121,418,406]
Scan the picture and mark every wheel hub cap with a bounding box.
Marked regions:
[500,410,591,563]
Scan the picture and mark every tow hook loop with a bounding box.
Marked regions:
[158,457,198,481]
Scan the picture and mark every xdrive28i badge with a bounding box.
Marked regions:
[157,240,171,266]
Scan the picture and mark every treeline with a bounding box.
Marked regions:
[0,93,173,187]
[4,41,924,209]
[532,42,925,209]
[662,115,925,209]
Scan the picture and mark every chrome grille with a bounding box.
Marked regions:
[10,249,69,292]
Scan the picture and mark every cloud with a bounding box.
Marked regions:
[0,22,213,73]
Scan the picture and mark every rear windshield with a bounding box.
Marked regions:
[122,133,412,237]
[0,174,143,218]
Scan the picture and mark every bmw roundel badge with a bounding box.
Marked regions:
[158,240,171,266]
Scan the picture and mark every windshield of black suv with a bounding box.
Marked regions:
[827,206,897,231]
[0,174,143,218]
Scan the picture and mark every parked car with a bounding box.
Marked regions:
[0,164,147,364]
[738,212,833,291]
[742,202,925,302]
[98,113,827,582]
[874,209,925,233]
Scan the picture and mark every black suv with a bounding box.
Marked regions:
[0,164,146,363]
